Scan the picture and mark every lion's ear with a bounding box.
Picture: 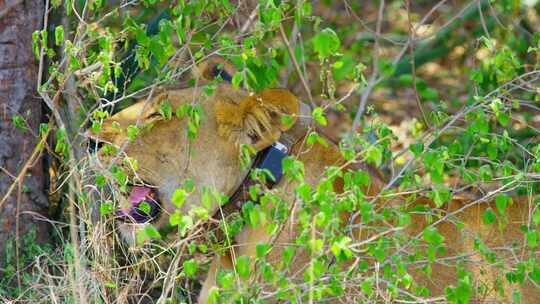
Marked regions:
[214,89,300,150]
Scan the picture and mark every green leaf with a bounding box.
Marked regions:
[313,28,340,59]
[312,107,327,126]
[495,195,510,215]
[99,201,114,216]
[235,255,251,280]
[183,178,196,193]
[95,175,106,188]
[32,30,40,58]
[530,266,540,286]
[201,187,213,210]
[355,170,371,187]
[12,114,28,131]
[496,112,510,126]
[308,239,324,254]
[527,230,538,248]
[169,212,193,236]
[127,125,140,141]
[296,182,312,202]
[39,123,49,137]
[192,207,209,219]
[420,87,438,101]
[217,271,235,289]
[232,72,243,89]
[171,188,187,208]
[92,121,102,134]
[169,211,181,226]
[135,47,150,70]
[423,227,444,245]
[533,208,540,226]
[256,243,271,259]
[410,143,424,158]
[482,208,497,224]
[175,104,188,119]
[183,259,198,277]
[149,36,166,66]
[112,166,127,186]
[248,205,261,227]
[361,279,374,298]
[282,246,296,267]
[306,131,319,145]
[54,26,64,46]
[479,165,492,182]
[332,60,344,69]
[282,157,304,181]
[207,287,220,304]
[330,237,353,261]
[398,74,413,86]
[397,212,411,227]
[281,114,295,129]
[143,225,161,239]
[159,100,173,120]
[431,187,450,207]
[140,202,152,215]
[366,145,383,167]
[314,212,326,227]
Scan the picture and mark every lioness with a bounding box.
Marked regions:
[93,63,539,303]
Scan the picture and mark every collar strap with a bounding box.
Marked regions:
[255,141,290,184]
[228,102,312,207]
[228,140,291,208]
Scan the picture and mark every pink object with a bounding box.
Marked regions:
[128,186,151,205]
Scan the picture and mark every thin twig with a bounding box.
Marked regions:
[15,166,22,288]
[477,0,491,39]
[0,126,51,209]
[279,23,314,107]
[349,70,540,230]
[239,4,260,35]
[350,0,478,130]
[406,0,430,128]
[351,0,385,131]
[283,19,299,85]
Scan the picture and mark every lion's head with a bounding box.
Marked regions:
[92,73,305,244]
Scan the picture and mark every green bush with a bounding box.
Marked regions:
[4,0,540,303]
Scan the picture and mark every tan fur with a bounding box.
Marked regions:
[215,89,299,150]
[94,83,539,303]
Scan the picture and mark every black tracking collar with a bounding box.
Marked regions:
[254,141,289,184]
[228,140,291,207]
[211,65,233,82]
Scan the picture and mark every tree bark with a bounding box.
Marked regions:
[0,0,48,265]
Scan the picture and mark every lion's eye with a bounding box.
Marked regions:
[146,112,162,120]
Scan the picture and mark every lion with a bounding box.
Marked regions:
[92,61,540,303]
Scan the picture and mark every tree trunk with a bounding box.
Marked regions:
[0,0,48,265]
